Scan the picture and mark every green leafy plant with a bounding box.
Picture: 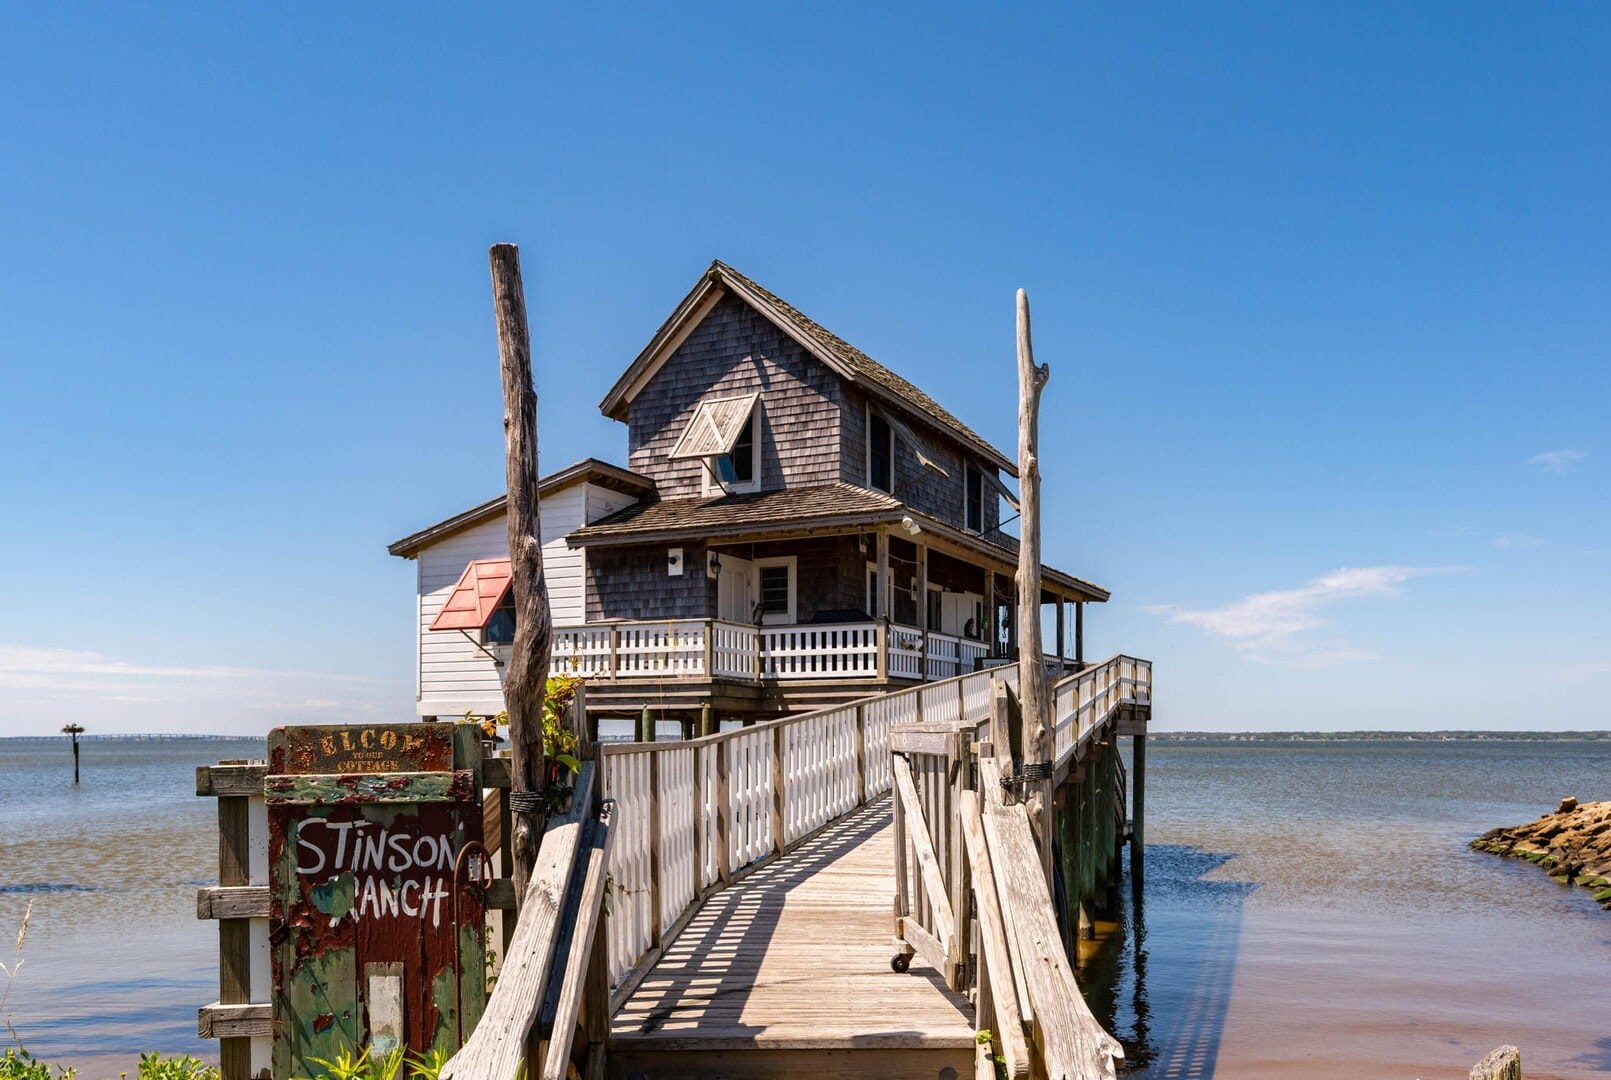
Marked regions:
[296,1044,452,1080]
[134,1054,219,1080]
[0,1049,73,1080]
[404,1048,449,1080]
[467,673,587,781]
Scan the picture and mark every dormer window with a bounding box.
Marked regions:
[965,464,984,533]
[868,412,893,493]
[667,391,762,495]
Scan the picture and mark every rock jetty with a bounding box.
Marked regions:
[1472,797,1611,910]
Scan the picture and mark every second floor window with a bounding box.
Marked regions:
[724,412,756,487]
[965,464,984,533]
[666,391,762,495]
[869,412,893,493]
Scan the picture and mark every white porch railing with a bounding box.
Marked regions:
[550,619,999,684]
[597,653,1153,1004]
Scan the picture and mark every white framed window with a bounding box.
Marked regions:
[701,401,762,495]
[867,406,893,493]
[964,463,984,533]
[754,556,796,625]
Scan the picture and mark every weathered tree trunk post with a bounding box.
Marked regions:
[489,243,551,910]
[1015,289,1054,880]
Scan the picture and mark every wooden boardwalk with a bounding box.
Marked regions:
[609,798,975,1079]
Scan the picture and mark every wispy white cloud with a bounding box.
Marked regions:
[1526,449,1586,474]
[1153,566,1460,667]
[1492,534,1546,549]
[0,644,403,735]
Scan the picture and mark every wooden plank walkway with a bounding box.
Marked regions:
[609,797,975,1079]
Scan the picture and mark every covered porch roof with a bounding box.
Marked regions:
[568,482,1109,604]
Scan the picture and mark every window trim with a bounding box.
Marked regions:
[702,400,763,496]
[866,404,894,494]
[753,555,797,625]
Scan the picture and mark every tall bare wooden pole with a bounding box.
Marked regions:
[490,243,552,908]
[1015,288,1053,874]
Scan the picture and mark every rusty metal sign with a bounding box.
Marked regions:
[267,721,486,1075]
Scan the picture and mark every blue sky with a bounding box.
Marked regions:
[1,4,1606,735]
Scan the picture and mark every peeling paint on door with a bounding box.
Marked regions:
[268,722,486,1076]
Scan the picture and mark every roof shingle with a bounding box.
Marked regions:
[713,262,1016,473]
[570,483,903,543]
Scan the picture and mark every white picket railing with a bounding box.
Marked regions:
[596,654,1152,1001]
[552,619,1000,684]
[1052,655,1153,763]
[887,624,926,679]
[759,623,880,679]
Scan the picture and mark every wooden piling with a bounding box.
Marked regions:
[62,723,84,783]
[216,766,252,1080]
[699,704,716,738]
[639,707,655,743]
[1130,731,1146,888]
[1090,740,1109,902]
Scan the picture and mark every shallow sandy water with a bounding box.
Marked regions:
[3,735,1609,1077]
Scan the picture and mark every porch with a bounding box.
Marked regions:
[551,618,1004,683]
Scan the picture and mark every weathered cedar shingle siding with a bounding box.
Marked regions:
[587,543,715,622]
[628,293,841,498]
[839,386,1002,535]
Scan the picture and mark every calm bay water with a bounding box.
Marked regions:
[1087,739,1611,1080]
[0,736,262,1075]
[1,735,1608,1077]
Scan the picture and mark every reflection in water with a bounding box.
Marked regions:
[1078,846,1256,1079]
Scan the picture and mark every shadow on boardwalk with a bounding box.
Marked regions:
[614,796,970,1046]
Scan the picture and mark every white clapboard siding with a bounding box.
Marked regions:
[415,481,623,716]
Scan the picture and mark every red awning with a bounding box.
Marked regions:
[429,558,513,631]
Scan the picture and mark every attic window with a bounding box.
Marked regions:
[668,392,762,494]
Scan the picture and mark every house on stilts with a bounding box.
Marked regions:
[388,261,1110,729]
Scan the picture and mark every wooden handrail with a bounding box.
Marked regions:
[889,662,1148,1079]
[959,788,1030,1080]
[440,764,598,1080]
[538,802,615,1080]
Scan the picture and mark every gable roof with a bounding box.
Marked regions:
[599,261,1019,476]
[387,458,654,559]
